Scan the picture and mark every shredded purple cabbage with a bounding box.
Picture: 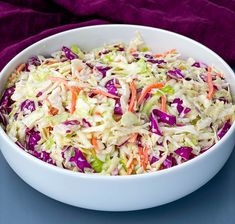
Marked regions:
[162,155,177,169]
[98,49,111,56]
[217,97,229,104]
[172,98,191,117]
[62,46,78,60]
[15,141,25,149]
[114,99,123,115]
[150,156,158,165]
[105,79,118,96]
[192,62,201,68]
[82,118,91,127]
[105,79,123,115]
[96,66,111,78]
[144,54,153,59]
[0,107,8,127]
[217,121,231,139]
[132,53,139,59]
[192,62,208,68]
[147,59,165,64]
[136,134,142,148]
[0,86,15,113]
[36,91,43,97]
[25,56,41,71]
[25,128,41,151]
[63,120,80,126]
[152,109,176,126]
[20,99,35,115]
[149,111,163,136]
[167,68,185,79]
[67,146,92,172]
[29,56,41,66]
[85,62,94,69]
[117,139,129,147]
[182,107,191,116]
[175,147,193,160]
[32,150,55,165]
[200,146,212,154]
[172,98,184,114]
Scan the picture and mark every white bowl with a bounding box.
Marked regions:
[0,25,235,211]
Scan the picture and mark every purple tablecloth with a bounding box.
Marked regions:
[0,0,234,70]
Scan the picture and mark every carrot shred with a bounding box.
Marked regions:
[128,80,137,112]
[129,133,138,143]
[16,63,25,73]
[216,72,223,78]
[92,89,119,99]
[139,146,149,170]
[154,54,163,58]
[130,48,136,53]
[137,83,164,105]
[77,66,83,72]
[48,106,59,116]
[206,67,214,100]
[70,89,77,114]
[154,49,176,58]
[127,159,136,175]
[48,77,68,86]
[46,61,57,65]
[91,137,99,153]
[161,95,167,112]
[49,77,81,113]
[94,111,102,116]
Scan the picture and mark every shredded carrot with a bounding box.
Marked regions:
[46,61,57,65]
[16,63,25,73]
[176,123,185,127]
[77,66,83,72]
[127,159,136,175]
[94,111,102,116]
[216,72,223,78]
[127,163,133,175]
[92,89,119,99]
[70,86,81,93]
[139,146,149,170]
[91,137,99,153]
[154,49,176,58]
[129,133,138,143]
[49,77,81,92]
[49,77,81,113]
[143,146,149,170]
[128,80,137,112]
[48,106,59,116]
[154,54,162,58]
[161,95,167,112]
[48,77,68,86]
[45,98,50,104]
[130,48,136,53]
[206,67,214,100]
[8,73,17,81]
[138,83,164,105]
[70,89,77,114]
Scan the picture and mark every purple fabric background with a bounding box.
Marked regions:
[0,0,234,70]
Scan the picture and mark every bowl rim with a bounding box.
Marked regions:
[0,24,234,180]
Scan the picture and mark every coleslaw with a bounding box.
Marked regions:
[0,33,234,175]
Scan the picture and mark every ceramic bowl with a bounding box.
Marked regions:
[0,25,235,211]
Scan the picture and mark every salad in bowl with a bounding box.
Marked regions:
[0,33,234,176]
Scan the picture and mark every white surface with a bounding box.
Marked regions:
[0,25,235,211]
